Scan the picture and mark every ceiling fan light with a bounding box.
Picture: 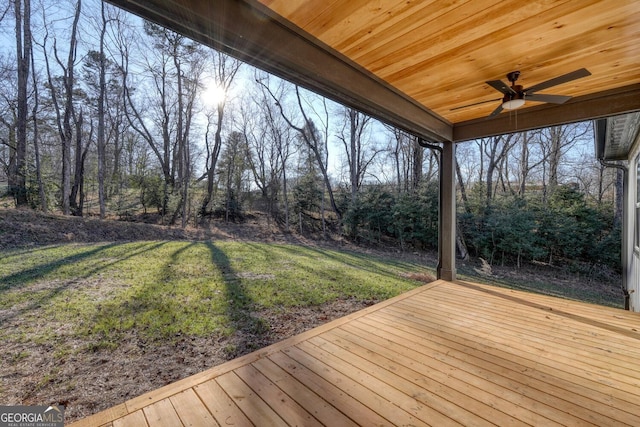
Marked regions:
[502,98,525,110]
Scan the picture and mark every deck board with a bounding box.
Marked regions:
[111,410,147,427]
[397,302,640,383]
[298,338,435,427]
[366,311,640,425]
[377,305,640,408]
[69,280,640,427]
[170,389,218,427]
[215,371,287,426]
[410,290,640,373]
[268,350,390,426]
[251,357,358,427]
[234,363,322,427]
[193,380,252,427]
[398,296,640,390]
[142,399,182,427]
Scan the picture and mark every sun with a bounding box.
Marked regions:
[202,82,227,107]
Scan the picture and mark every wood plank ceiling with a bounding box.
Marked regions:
[107,0,640,142]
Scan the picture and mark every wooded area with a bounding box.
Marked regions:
[0,0,621,271]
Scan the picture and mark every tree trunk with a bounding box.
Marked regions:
[30,43,46,211]
[349,109,358,201]
[203,105,224,214]
[59,0,81,215]
[518,131,529,195]
[97,1,107,218]
[548,126,561,194]
[282,165,290,232]
[411,136,423,190]
[456,223,469,261]
[11,0,31,206]
[172,47,189,228]
[296,88,341,220]
[339,108,373,203]
[394,135,402,193]
[70,111,86,216]
[455,158,470,214]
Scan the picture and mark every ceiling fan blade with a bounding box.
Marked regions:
[450,98,502,111]
[526,94,572,104]
[488,104,503,117]
[525,68,591,94]
[486,79,516,95]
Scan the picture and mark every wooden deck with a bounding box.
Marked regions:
[70,280,640,427]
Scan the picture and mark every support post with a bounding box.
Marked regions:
[622,166,630,310]
[439,141,456,281]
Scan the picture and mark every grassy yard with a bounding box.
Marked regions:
[0,206,623,421]
[0,240,433,419]
[0,241,431,345]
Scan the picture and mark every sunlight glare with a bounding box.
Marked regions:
[203,83,227,107]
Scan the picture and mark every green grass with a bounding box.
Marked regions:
[0,241,432,346]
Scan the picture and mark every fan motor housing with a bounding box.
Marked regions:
[504,85,524,101]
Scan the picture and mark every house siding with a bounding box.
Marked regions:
[627,133,640,311]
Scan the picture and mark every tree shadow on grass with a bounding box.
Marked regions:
[205,241,270,359]
[0,241,169,291]
[0,241,169,323]
[0,243,118,292]
[276,243,422,282]
[0,244,68,260]
[87,242,204,342]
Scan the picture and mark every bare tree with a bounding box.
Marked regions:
[68,109,91,215]
[514,131,546,195]
[30,38,46,211]
[240,77,295,227]
[539,123,590,199]
[124,22,204,225]
[122,26,173,217]
[0,55,17,199]
[9,0,31,205]
[1,1,10,23]
[387,127,415,193]
[254,76,296,229]
[410,136,424,190]
[217,131,249,222]
[259,80,341,220]
[200,51,242,215]
[389,127,405,193]
[40,0,81,215]
[456,157,470,213]
[482,133,516,201]
[94,1,112,218]
[105,12,134,200]
[336,107,380,202]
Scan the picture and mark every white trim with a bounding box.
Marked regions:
[626,130,640,311]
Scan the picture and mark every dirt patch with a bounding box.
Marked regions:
[0,208,334,251]
[0,297,377,422]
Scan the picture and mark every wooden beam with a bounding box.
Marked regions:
[105,0,452,142]
[438,142,456,281]
[452,84,640,142]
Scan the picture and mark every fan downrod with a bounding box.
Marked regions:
[506,71,521,85]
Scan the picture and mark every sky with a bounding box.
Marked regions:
[0,0,598,190]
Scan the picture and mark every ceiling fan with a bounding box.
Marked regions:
[452,68,591,117]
